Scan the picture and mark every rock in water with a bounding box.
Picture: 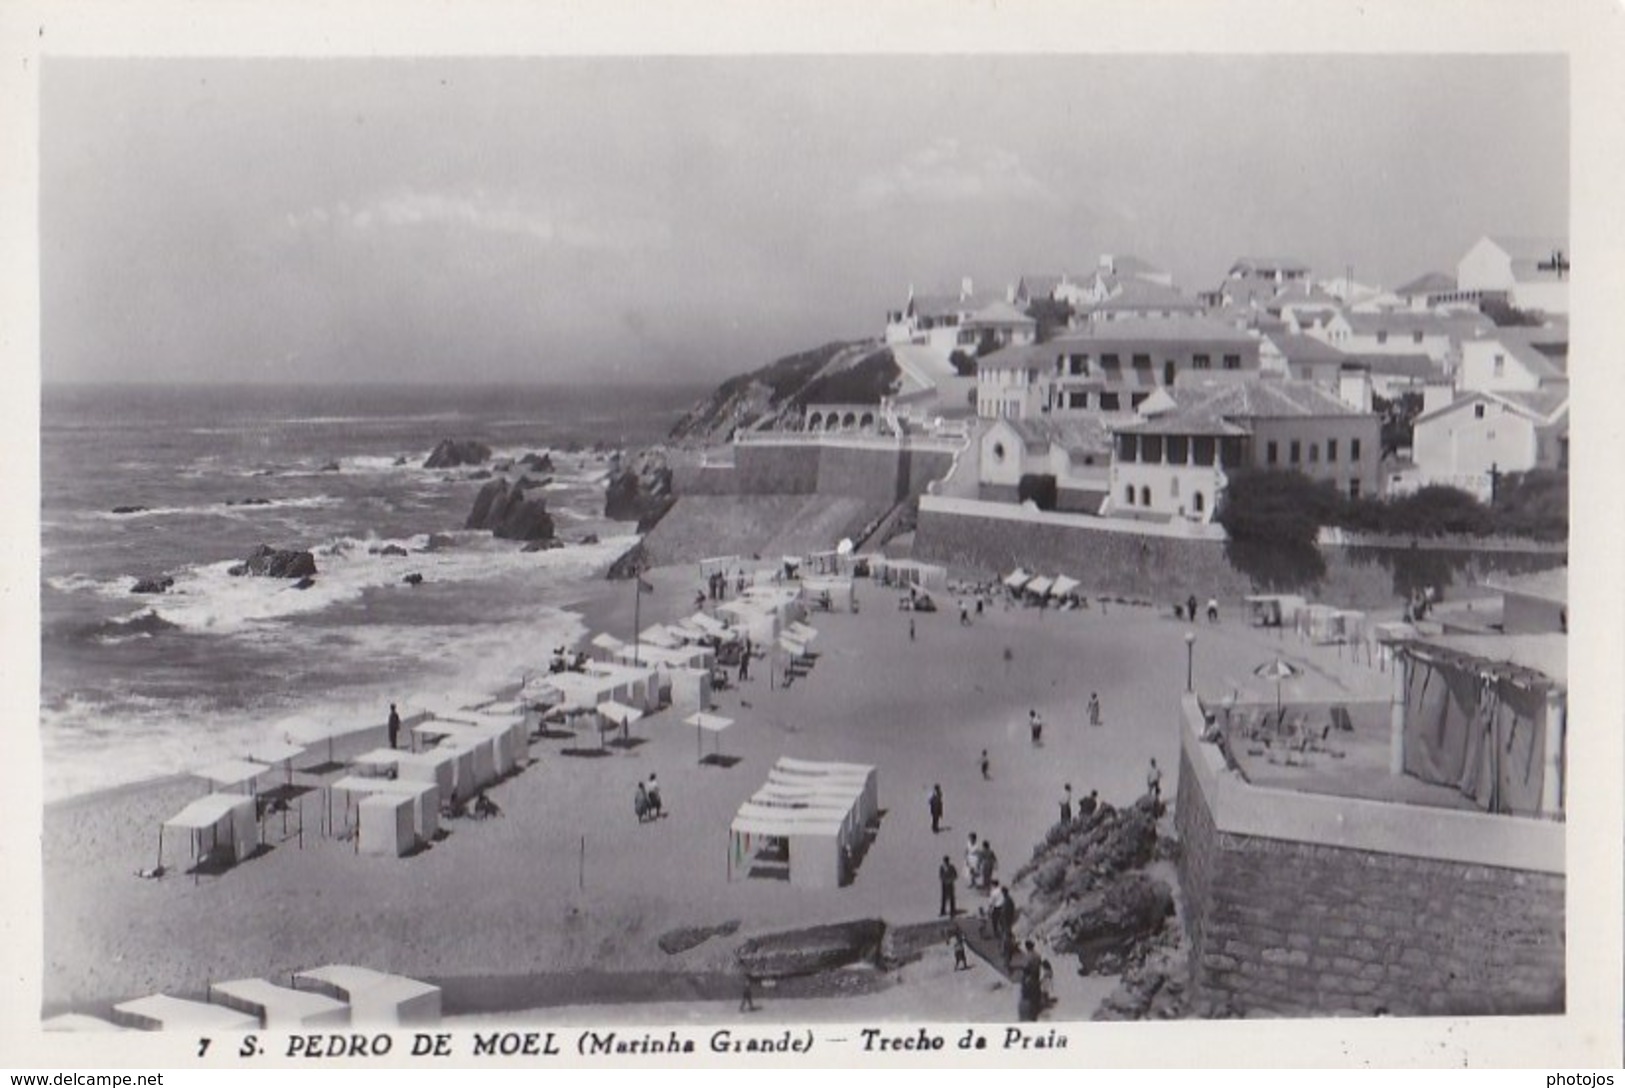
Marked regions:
[131,575,174,595]
[604,447,675,530]
[464,478,556,542]
[520,451,554,472]
[403,572,424,586]
[227,545,318,579]
[110,505,149,515]
[292,576,316,590]
[378,544,410,557]
[424,438,493,469]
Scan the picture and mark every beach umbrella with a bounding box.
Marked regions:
[1252,656,1302,718]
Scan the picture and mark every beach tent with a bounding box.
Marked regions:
[685,711,734,762]
[1331,609,1368,645]
[437,735,498,793]
[358,793,416,857]
[1004,568,1032,592]
[597,700,643,746]
[112,994,258,1032]
[329,776,440,845]
[392,749,457,799]
[639,624,682,649]
[729,758,877,889]
[785,621,819,644]
[292,965,442,1026]
[246,740,306,787]
[664,666,712,716]
[688,611,731,637]
[1049,575,1082,603]
[160,792,258,875]
[800,575,856,612]
[194,758,270,799]
[1024,576,1054,600]
[352,747,403,778]
[585,660,662,712]
[209,978,351,1028]
[590,632,627,661]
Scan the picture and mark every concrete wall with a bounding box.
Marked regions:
[732,443,820,495]
[696,440,956,504]
[1174,695,1564,1017]
[671,462,740,496]
[817,443,905,501]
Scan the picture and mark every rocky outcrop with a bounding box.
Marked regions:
[604,447,675,531]
[376,544,410,557]
[1093,930,1193,1020]
[668,340,894,444]
[605,541,649,581]
[131,575,174,595]
[465,477,556,542]
[1051,872,1175,975]
[424,438,493,470]
[228,545,318,579]
[111,505,149,515]
[734,919,886,979]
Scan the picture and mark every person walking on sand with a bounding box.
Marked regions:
[1088,692,1102,727]
[739,973,757,1013]
[647,773,663,818]
[928,783,944,834]
[1059,783,1073,825]
[979,749,990,780]
[979,840,998,893]
[1028,709,1043,747]
[634,779,650,823]
[950,924,970,971]
[909,616,916,642]
[1187,594,1198,624]
[387,703,402,750]
[1207,597,1220,623]
[1147,758,1163,806]
[964,833,980,887]
[938,855,959,917]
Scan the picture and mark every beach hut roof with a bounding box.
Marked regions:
[1004,568,1032,590]
[1050,574,1081,597]
[113,995,259,1032]
[591,632,626,651]
[597,700,644,725]
[246,740,305,767]
[193,759,271,791]
[1026,576,1054,596]
[684,712,734,732]
[165,792,254,832]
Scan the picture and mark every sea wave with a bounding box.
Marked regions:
[89,495,345,523]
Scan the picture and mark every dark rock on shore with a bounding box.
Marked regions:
[468,469,494,481]
[292,576,317,590]
[110,505,149,515]
[522,538,564,553]
[577,533,599,546]
[227,545,318,579]
[424,438,493,469]
[131,575,174,595]
[320,461,341,473]
[376,544,410,557]
[393,456,409,467]
[605,541,650,581]
[465,477,556,542]
[520,451,554,472]
[734,919,887,979]
[604,447,675,531]
[404,572,424,586]
[1052,872,1175,975]
[422,533,457,552]
[225,498,273,507]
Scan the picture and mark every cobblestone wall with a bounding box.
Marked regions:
[1176,747,1565,1017]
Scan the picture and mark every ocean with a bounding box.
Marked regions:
[39,381,702,802]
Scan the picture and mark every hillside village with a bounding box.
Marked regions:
[685,235,1568,528]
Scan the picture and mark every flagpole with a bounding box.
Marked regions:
[633,565,642,667]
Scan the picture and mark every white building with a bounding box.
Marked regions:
[1408,388,1569,500]
[978,415,1117,513]
[1457,332,1568,395]
[1456,236,1570,316]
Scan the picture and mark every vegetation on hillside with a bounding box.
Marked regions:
[667,341,899,443]
[788,348,898,408]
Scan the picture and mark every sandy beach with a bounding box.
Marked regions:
[41,561,1394,1023]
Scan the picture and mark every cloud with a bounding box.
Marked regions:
[290,189,670,253]
[851,139,1056,211]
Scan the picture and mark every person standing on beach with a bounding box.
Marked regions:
[1088,692,1102,727]
[950,924,970,971]
[1059,783,1073,826]
[964,833,980,887]
[1147,759,1163,806]
[1079,789,1099,820]
[909,617,916,642]
[1187,594,1198,624]
[738,642,750,683]
[739,973,757,1013]
[938,855,959,917]
[979,749,990,780]
[1028,709,1043,747]
[387,703,402,750]
[928,784,944,834]
[647,773,663,818]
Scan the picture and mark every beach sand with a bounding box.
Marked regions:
[41,562,1393,1023]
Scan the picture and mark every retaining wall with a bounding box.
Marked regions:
[1174,695,1564,1017]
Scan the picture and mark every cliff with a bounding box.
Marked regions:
[667,340,898,444]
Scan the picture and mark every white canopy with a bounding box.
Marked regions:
[688,612,729,635]
[113,995,259,1032]
[639,625,682,648]
[591,632,626,653]
[1004,568,1032,590]
[246,740,305,767]
[209,978,350,1028]
[778,635,807,657]
[1049,574,1081,598]
[1026,576,1054,597]
[165,792,254,832]
[785,621,819,642]
[684,712,734,732]
[193,759,270,792]
[597,700,644,726]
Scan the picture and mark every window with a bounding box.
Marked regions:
[1168,435,1189,464]
[1101,353,1121,369]
[1124,485,1135,505]
[1132,353,1151,368]
[1289,440,1301,464]
[1100,392,1121,411]
[1131,392,1149,408]
[1327,439,1338,463]
[1070,354,1088,376]
[1308,443,1319,464]
[1376,331,1388,345]
[1193,353,1211,370]
[1194,436,1216,466]
[1193,492,1205,513]
[1474,403,1485,419]
[1118,433,1138,461]
[1493,354,1505,377]
[1068,391,1087,409]
[991,442,1006,462]
[1349,479,1361,499]
[1412,331,1424,344]
[1351,438,1362,461]
[1143,435,1164,463]
[1163,361,1176,386]
[1141,486,1151,507]
[1223,354,1241,370]
[1266,440,1278,465]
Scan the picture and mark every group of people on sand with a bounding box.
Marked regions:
[1177,594,1222,623]
[633,773,664,823]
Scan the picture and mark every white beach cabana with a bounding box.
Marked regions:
[590,632,628,661]
[663,665,713,716]
[193,758,270,799]
[728,758,878,889]
[1049,574,1082,603]
[159,792,259,876]
[246,740,306,786]
[1246,594,1307,629]
[1024,575,1054,600]
[638,624,683,649]
[351,747,404,778]
[597,699,644,747]
[112,995,259,1032]
[392,748,458,799]
[291,965,442,1026]
[800,574,856,612]
[1004,568,1033,592]
[209,978,351,1028]
[684,711,734,763]
[328,775,440,848]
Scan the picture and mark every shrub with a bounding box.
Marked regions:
[1216,469,1341,548]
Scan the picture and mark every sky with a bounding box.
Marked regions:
[41,55,1569,386]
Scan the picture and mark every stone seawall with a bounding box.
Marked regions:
[914,498,1566,610]
[1174,699,1564,1017]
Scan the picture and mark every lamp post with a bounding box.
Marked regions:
[1184,631,1196,693]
